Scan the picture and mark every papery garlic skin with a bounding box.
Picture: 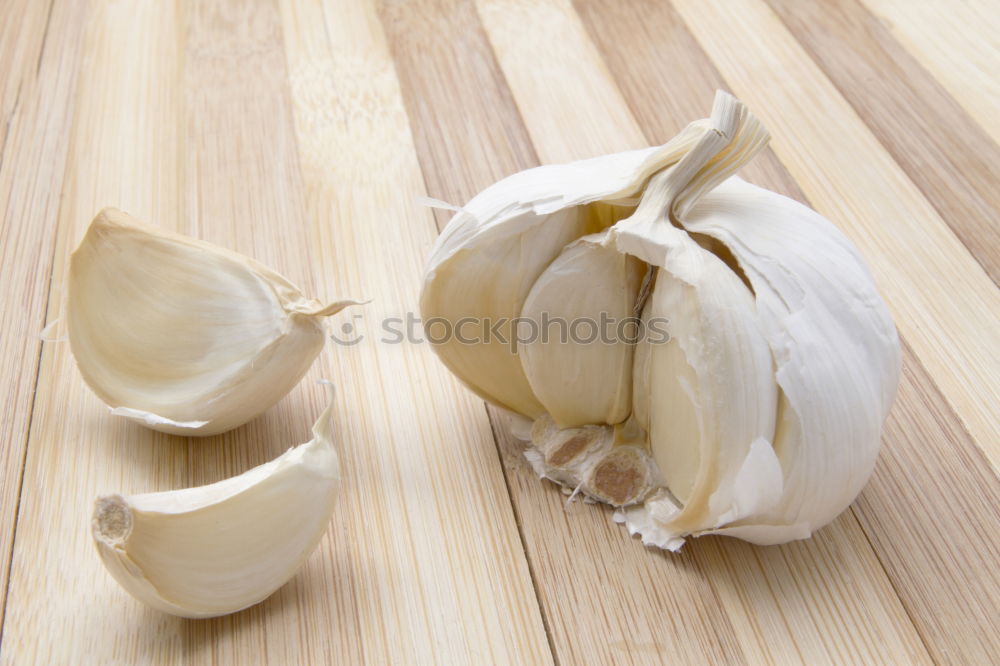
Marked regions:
[68,208,356,436]
[421,92,900,550]
[648,177,900,545]
[92,403,339,618]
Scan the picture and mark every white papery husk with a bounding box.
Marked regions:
[619,176,900,547]
[68,208,356,436]
[421,92,901,549]
[92,403,339,618]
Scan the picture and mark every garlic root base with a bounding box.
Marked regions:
[527,415,663,508]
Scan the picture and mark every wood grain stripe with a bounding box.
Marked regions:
[0,0,87,631]
[577,0,1000,662]
[473,0,927,662]
[0,0,51,155]
[570,0,806,203]
[579,0,1000,661]
[378,0,538,211]
[671,0,1000,475]
[381,0,747,662]
[861,0,1000,148]
[476,0,647,157]
[177,1,341,660]
[279,0,551,662]
[768,0,1000,285]
[856,341,1000,664]
[1,1,191,662]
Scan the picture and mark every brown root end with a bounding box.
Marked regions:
[547,434,591,466]
[93,495,133,546]
[588,449,649,506]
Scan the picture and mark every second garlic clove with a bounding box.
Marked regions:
[92,402,340,618]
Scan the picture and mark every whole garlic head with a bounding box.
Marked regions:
[68,208,357,436]
[421,93,901,550]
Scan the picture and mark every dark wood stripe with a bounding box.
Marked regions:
[0,1,51,155]
[378,1,746,662]
[769,0,1000,285]
[574,0,1000,661]
[378,0,538,232]
[574,0,806,204]
[856,340,1000,664]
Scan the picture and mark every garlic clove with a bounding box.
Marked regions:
[68,208,357,436]
[518,230,646,427]
[612,209,780,545]
[92,402,339,618]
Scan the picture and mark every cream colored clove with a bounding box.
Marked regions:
[68,208,358,435]
[92,403,339,618]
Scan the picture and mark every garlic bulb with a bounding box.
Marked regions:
[92,402,339,618]
[421,92,900,550]
[68,208,356,436]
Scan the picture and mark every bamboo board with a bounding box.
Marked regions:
[0,0,997,663]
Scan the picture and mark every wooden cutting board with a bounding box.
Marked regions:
[1,0,998,663]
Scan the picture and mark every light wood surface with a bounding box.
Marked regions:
[0,0,997,663]
[861,0,1000,148]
